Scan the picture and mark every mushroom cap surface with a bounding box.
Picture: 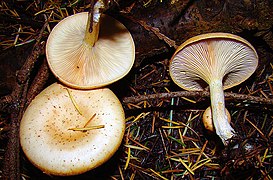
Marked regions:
[20,83,125,176]
[46,12,135,89]
[169,32,258,91]
[202,106,231,132]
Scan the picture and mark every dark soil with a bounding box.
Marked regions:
[0,0,272,179]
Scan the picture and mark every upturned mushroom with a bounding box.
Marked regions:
[46,2,135,89]
[20,83,125,176]
[169,32,258,145]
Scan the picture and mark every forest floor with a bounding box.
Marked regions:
[0,1,272,179]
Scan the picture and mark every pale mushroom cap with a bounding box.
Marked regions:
[170,32,258,91]
[202,106,231,132]
[20,83,125,176]
[46,12,135,89]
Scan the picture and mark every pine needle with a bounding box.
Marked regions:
[179,158,194,175]
[68,125,104,131]
[149,168,168,180]
[66,88,83,115]
[124,147,131,170]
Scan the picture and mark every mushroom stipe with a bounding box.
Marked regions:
[170,32,258,145]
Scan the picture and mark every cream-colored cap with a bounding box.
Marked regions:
[169,32,258,91]
[20,83,125,176]
[202,106,231,132]
[46,12,135,89]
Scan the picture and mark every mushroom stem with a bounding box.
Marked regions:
[84,1,104,46]
[84,13,100,47]
[209,79,235,145]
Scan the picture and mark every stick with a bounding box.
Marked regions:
[123,91,273,105]
[1,23,47,180]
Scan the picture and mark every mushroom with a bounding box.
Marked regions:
[169,32,258,145]
[20,83,125,176]
[46,10,135,89]
[202,106,231,132]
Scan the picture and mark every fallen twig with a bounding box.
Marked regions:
[16,24,47,84]
[26,57,49,106]
[2,80,29,180]
[1,23,47,180]
[122,14,177,48]
[0,21,47,112]
[123,91,273,105]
